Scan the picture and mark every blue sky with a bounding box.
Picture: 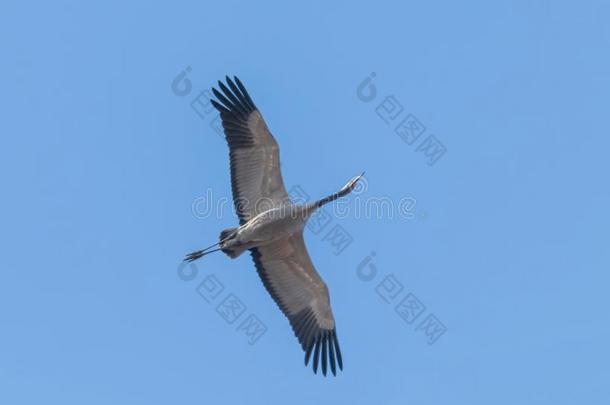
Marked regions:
[1,0,609,404]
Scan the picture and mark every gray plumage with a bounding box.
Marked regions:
[186,76,363,377]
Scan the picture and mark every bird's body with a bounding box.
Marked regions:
[185,76,363,377]
[220,203,313,257]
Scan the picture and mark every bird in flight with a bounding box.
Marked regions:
[185,76,364,377]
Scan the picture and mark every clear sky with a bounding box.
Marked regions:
[1,0,609,404]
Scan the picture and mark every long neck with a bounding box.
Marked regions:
[316,187,351,208]
[300,189,346,220]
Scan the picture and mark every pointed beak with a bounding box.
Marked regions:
[346,171,365,190]
[353,171,365,184]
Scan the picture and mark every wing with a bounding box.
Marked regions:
[211,76,289,225]
[250,233,343,376]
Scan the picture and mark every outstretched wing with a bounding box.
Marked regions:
[250,233,343,376]
[211,76,289,225]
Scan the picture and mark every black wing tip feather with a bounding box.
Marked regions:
[292,308,342,377]
[210,75,257,116]
[250,249,344,377]
[211,76,260,153]
[303,329,342,377]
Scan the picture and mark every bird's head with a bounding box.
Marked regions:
[315,171,366,209]
[339,171,365,195]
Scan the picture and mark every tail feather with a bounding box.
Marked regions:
[183,227,240,262]
[220,227,237,242]
[219,227,239,257]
